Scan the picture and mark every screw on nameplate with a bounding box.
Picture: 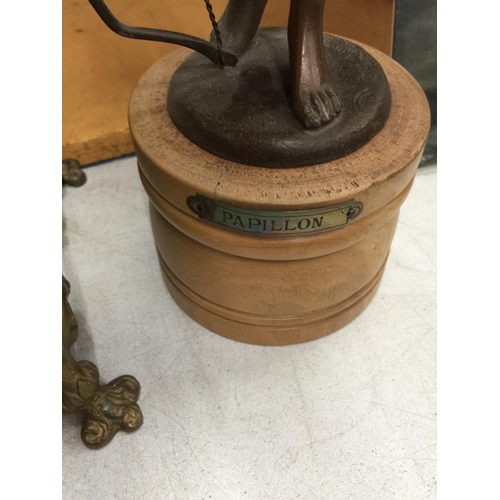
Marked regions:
[187,194,363,235]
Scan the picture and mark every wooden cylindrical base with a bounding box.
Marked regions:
[129,39,430,346]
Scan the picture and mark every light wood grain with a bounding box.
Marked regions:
[129,42,430,345]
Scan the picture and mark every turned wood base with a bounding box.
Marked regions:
[159,248,387,346]
[129,38,430,345]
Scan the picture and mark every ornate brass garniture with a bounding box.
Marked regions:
[62,276,143,448]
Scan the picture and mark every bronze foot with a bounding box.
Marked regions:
[294,82,342,129]
[62,276,143,449]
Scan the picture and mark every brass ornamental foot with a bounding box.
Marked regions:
[81,373,143,449]
[62,276,143,449]
[62,158,87,186]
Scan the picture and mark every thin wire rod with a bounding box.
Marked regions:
[203,0,225,66]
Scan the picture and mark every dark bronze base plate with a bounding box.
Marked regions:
[167,28,391,168]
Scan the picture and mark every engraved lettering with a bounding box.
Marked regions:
[271,220,283,231]
[298,218,311,230]
[312,216,324,228]
[233,215,244,227]
[188,194,362,235]
[248,218,261,229]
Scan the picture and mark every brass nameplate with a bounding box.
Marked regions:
[187,194,363,235]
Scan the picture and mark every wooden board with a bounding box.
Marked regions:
[63,0,395,166]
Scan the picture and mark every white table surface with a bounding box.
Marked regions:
[62,157,436,500]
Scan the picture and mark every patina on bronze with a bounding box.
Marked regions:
[88,0,391,168]
[169,28,390,167]
[187,194,363,235]
[62,159,86,187]
[62,276,143,448]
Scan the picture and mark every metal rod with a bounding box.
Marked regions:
[88,0,238,67]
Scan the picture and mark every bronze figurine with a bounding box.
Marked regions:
[62,276,143,448]
[217,0,341,129]
[89,0,391,167]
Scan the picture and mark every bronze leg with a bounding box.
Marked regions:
[288,0,342,128]
[62,277,143,448]
[216,0,268,56]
